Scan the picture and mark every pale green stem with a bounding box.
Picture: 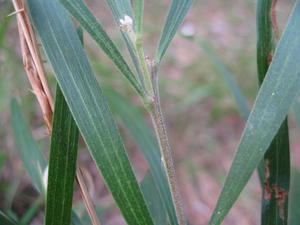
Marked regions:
[134,0,153,96]
[134,0,144,35]
[135,36,153,97]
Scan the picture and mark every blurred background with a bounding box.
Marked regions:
[0,0,299,224]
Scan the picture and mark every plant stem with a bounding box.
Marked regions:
[76,168,101,225]
[135,36,153,96]
[133,5,184,220]
[147,64,185,225]
[134,0,144,36]
[134,0,153,97]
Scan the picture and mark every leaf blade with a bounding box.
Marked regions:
[25,0,154,224]
[196,39,249,121]
[190,38,265,186]
[209,1,300,224]
[45,86,79,225]
[156,0,194,62]
[0,211,18,225]
[104,0,134,22]
[256,1,290,224]
[58,0,144,96]
[289,168,300,225]
[140,172,169,225]
[11,99,47,194]
[10,100,83,225]
[103,0,146,88]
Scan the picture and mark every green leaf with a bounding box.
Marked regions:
[0,152,5,175]
[184,36,266,186]
[140,172,168,225]
[71,212,84,225]
[289,168,300,225]
[20,198,42,225]
[103,0,145,89]
[195,38,266,187]
[177,85,211,112]
[11,99,47,194]
[195,39,249,120]
[256,0,274,84]
[104,88,178,225]
[10,100,82,225]
[156,0,194,62]
[257,1,291,224]
[105,0,133,21]
[292,97,300,131]
[261,120,290,225]
[45,86,79,225]
[0,16,12,47]
[209,1,300,224]
[58,0,144,96]
[0,211,18,225]
[26,0,154,224]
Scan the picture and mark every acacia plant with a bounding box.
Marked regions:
[2,0,300,225]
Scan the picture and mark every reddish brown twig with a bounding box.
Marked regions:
[12,0,53,132]
[271,0,279,39]
[76,167,101,225]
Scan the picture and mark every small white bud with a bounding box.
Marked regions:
[119,15,133,32]
[119,15,136,42]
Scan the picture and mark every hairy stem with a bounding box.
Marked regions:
[146,64,185,225]
[133,7,184,220]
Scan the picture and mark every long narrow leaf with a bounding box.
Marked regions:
[199,39,267,186]
[104,88,178,225]
[261,121,290,225]
[0,152,5,175]
[71,212,84,225]
[104,0,133,22]
[289,168,300,225]
[196,39,249,120]
[58,0,144,96]
[292,98,300,130]
[10,100,83,225]
[45,86,79,225]
[20,198,42,225]
[257,1,290,224]
[26,0,154,224]
[209,1,300,224]
[11,99,47,194]
[140,172,168,225]
[0,211,18,225]
[156,0,194,62]
[103,0,145,87]
[183,36,268,185]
